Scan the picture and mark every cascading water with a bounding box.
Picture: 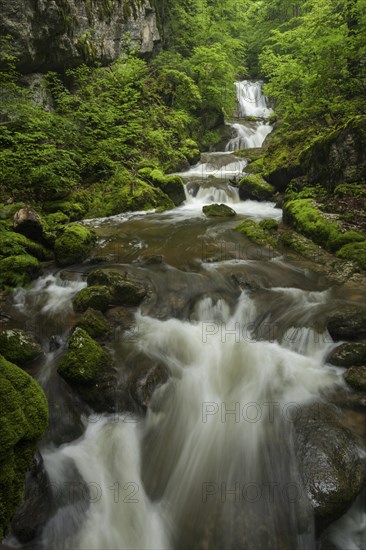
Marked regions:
[4,81,366,550]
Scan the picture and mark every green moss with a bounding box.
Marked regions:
[0,255,41,289]
[233,148,263,162]
[0,355,48,539]
[202,204,236,217]
[0,231,52,261]
[279,230,323,261]
[0,330,42,367]
[54,224,96,266]
[149,170,185,206]
[284,182,327,201]
[334,183,366,198]
[336,242,366,270]
[43,200,87,221]
[238,175,275,201]
[87,269,147,306]
[235,220,277,248]
[328,231,366,253]
[43,212,70,231]
[57,328,111,385]
[258,219,278,231]
[75,308,112,339]
[73,286,111,313]
[246,157,264,175]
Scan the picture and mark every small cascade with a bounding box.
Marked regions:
[235,80,273,119]
[225,122,273,151]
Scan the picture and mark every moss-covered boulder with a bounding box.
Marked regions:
[87,269,149,306]
[75,308,112,340]
[43,212,69,231]
[73,286,111,313]
[0,330,42,367]
[327,306,366,340]
[327,342,366,367]
[238,174,275,201]
[0,231,52,261]
[149,169,186,206]
[245,157,264,175]
[202,204,236,217]
[336,241,366,270]
[344,366,366,392]
[279,230,325,262]
[54,224,96,266]
[236,220,277,248]
[57,328,115,411]
[0,355,48,539]
[0,254,41,289]
[283,199,339,248]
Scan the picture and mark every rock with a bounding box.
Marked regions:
[327,306,366,340]
[0,231,52,261]
[202,204,237,217]
[327,342,366,367]
[344,367,366,392]
[149,169,186,206]
[73,286,111,313]
[11,452,54,543]
[0,254,41,289]
[54,224,96,266]
[127,358,169,410]
[49,335,63,352]
[87,269,149,306]
[238,174,275,201]
[57,328,116,411]
[293,403,366,528]
[235,219,277,248]
[0,329,42,367]
[1,1,160,74]
[0,355,48,539]
[75,308,112,340]
[13,207,44,242]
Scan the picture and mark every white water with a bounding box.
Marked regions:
[235,80,273,119]
[225,122,273,151]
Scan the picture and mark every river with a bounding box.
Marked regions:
[3,81,366,550]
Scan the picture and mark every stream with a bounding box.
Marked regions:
[3,81,366,550]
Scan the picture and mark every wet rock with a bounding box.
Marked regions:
[0,254,41,289]
[0,355,48,540]
[137,255,164,265]
[54,224,96,267]
[127,357,169,410]
[0,329,42,367]
[49,335,63,352]
[13,207,44,242]
[238,174,275,201]
[327,306,366,340]
[11,452,54,543]
[294,403,366,529]
[202,204,237,217]
[149,169,186,206]
[73,286,111,313]
[326,342,366,367]
[87,269,149,307]
[74,308,112,340]
[236,219,277,248]
[344,367,366,392]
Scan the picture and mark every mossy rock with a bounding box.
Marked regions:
[258,219,278,231]
[0,355,48,539]
[202,204,236,217]
[238,175,275,201]
[0,231,53,261]
[327,342,366,367]
[0,254,41,289]
[43,212,69,232]
[344,366,366,392]
[75,308,112,340]
[328,231,366,253]
[0,330,42,368]
[54,224,96,267]
[87,269,149,307]
[279,230,324,262]
[57,328,112,385]
[336,241,366,270]
[43,200,87,221]
[73,286,111,313]
[245,157,264,175]
[149,169,185,206]
[236,220,277,248]
[234,148,264,162]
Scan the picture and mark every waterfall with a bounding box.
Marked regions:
[225,122,273,151]
[235,80,273,119]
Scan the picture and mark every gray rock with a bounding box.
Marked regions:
[326,342,366,367]
[327,306,366,340]
[13,207,44,241]
[344,366,366,392]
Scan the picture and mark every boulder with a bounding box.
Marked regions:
[0,329,42,367]
[202,204,236,217]
[294,403,366,528]
[327,306,366,340]
[0,355,48,539]
[238,175,275,201]
[235,219,277,248]
[87,269,149,307]
[326,342,366,368]
[149,169,186,206]
[127,358,169,410]
[73,286,111,313]
[13,207,44,242]
[0,255,41,289]
[74,308,112,340]
[344,367,366,392]
[54,224,96,267]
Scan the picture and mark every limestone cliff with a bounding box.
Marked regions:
[0,0,160,73]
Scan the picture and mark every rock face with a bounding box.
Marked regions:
[294,404,366,529]
[0,0,160,73]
